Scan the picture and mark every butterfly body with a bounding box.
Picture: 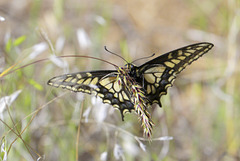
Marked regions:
[48,42,214,120]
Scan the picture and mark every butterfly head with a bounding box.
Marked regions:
[125,63,135,69]
[124,63,138,77]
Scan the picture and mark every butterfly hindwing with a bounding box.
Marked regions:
[47,70,134,118]
[136,42,214,106]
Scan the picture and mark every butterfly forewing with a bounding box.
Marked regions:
[47,70,134,118]
[137,42,214,107]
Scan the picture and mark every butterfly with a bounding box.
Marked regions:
[48,42,213,120]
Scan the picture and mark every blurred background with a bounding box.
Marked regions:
[0,0,239,160]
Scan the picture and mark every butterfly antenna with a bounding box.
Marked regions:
[131,53,156,64]
[104,46,129,64]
